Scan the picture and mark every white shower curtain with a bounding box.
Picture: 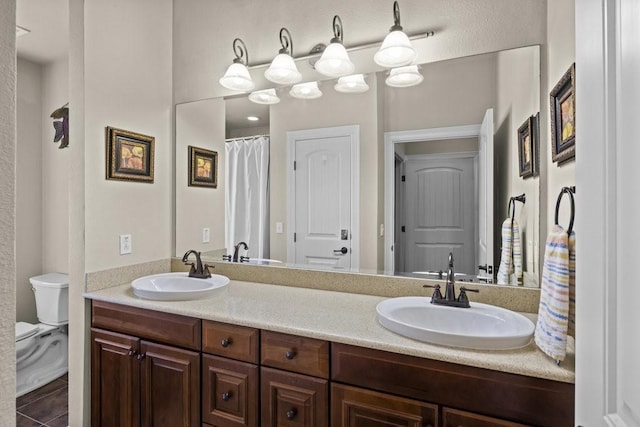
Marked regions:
[225,135,270,259]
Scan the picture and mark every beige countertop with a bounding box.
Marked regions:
[84,279,575,384]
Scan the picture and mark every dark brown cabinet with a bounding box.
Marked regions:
[91,301,574,427]
[331,383,438,427]
[91,302,201,427]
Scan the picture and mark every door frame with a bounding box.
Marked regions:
[286,125,360,269]
[384,125,481,274]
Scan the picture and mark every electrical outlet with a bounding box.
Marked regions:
[202,227,210,243]
[276,222,283,234]
[119,234,132,255]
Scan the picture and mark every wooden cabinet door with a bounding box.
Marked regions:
[442,407,531,427]
[331,383,438,427]
[202,354,258,427]
[140,340,200,427]
[261,367,328,427]
[91,328,140,427]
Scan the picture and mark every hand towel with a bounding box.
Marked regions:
[535,224,576,362]
[496,218,523,285]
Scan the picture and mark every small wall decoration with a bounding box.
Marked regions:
[188,146,218,188]
[50,103,69,149]
[518,114,538,178]
[550,63,576,164]
[105,126,155,183]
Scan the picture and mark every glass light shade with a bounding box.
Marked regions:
[289,82,322,99]
[219,62,255,92]
[334,74,370,93]
[248,88,280,105]
[264,53,302,85]
[385,65,423,88]
[314,42,355,78]
[374,30,417,68]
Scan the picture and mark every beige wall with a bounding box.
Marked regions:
[495,46,541,285]
[0,0,16,422]
[383,53,498,132]
[84,0,174,273]
[16,58,43,324]
[175,98,226,256]
[546,0,576,233]
[401,138,478,156]
[270,77,379,270]
[42,58,69,274]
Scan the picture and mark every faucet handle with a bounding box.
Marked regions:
[240,256,250,263]
[222,255,232,262]
[457,286,479,307]
[202,264,212,278]
[423,284,443,301]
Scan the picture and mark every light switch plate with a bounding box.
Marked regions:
[119,234,132,255]
[276,222,283,234]
[202,227,210,243]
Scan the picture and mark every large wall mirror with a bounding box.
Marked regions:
[175,45,541,287]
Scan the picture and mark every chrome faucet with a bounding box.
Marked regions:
[182,250,211,279]
[423,252,478,308]
[232,241,249,262]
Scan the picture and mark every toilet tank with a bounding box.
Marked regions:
[30,273,69,326]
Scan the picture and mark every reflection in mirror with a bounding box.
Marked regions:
[175,45,541,287]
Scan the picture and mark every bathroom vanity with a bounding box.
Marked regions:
[86,278,574,427]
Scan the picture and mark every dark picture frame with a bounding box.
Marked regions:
[105,126,155,183]
[550,63,576,164]
[518,114,538,178]
[188,146,218,188]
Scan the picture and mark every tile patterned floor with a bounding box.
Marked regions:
[16,374,68,427]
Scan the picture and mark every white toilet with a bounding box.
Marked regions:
[16,273,69,397]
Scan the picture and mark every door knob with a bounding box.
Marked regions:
[333,247,348,255]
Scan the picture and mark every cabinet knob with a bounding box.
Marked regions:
[127,349,136,357]
[221,391,232,402]
[136,353,145,361]
[221,338,233,348]
[285,350,296,360]
[286,408,297,420]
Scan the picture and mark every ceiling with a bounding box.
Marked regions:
[16,0,69,64]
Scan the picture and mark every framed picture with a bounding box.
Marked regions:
[518,114,538,178]
[550,63,576,164]
[188,146,218,188]
[105,127,155,183]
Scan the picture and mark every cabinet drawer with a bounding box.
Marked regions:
[261,331,329,378]
[202,320,259,364]
[260,367,328,427]
[202,354,258,427]
[332,343,574,427]
[92,301,201,351]
[331,383,438,427]
[443,407,531,427]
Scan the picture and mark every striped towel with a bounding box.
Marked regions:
[535,224,576,361]
[496,218,522,285]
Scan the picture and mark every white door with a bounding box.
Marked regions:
[287,126,359,270]
[478,109,494,280]
[403,156,476,274]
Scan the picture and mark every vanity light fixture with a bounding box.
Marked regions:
[374,1,417,68]
[248,88,280,105]
[314,15,355,78]
[385,64,424,87]
[289,81,322,99]
[334,74,370,93]
[264,28,302,85]
[219,38,255,92]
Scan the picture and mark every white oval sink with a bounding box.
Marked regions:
[376,296,534,350]
[131,272,230,301]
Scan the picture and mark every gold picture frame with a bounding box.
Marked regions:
[188,146,218,188]
[105,127,155,183]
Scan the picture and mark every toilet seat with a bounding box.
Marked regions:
[15,322,39,342]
